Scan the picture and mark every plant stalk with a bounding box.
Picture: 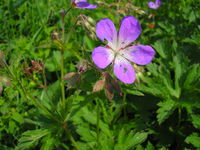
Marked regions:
[63,126,80,150]
[123,93,127,119]
[96,99,100,147]
[60,7,72,106]
[2,60,59,121]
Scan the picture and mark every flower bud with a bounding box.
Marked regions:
[51,30,60,41]
[64,72,81,89]
[0,76,11,87]
[64,72,78,80]
[76,60,88,72]
[102,72,122,100]
[104,81,114,101]
[93,80,104,93]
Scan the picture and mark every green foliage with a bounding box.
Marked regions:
[16,129,50,150]
[156,100,176,125]
[185,133,200,148]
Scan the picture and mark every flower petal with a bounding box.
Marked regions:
[92,46,114,69]
[148,1,161,9]
[72,0,87,2]
[114,56,136,84]
[118,16,141,47]
[121,45,155,65]
[156,0,162,6]
[148,2,156,9]
[77,0,87,2]
[76,2,97,9]
[96,18,117,45]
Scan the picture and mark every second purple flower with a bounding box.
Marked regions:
[72,0,97,9]
[92,16,155,84]
[148,0,162,10]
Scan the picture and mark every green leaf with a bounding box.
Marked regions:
[115,130,148,150]
[153,40,168,59]
[145,142,155,150]
[182,35,200,46]
[185,133,200,148]
[84,36,95,51]
[8,120,16,134]
[76,126,96,142]
[81,108,112,138]
[41,135,56,150]
[129,132,148,148]
[157,100,176,124]
[136,145,143,150]
[16,129,50,150]
[125,89,144,96]
[184,64,200,88]
[191,115,200,129]
[173,55,183,98]
[68,93,96,120]
[40,80,61,109]
[45,51,61,72]
[11,112,24,124]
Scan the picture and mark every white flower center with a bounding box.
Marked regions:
[108,35,131,60]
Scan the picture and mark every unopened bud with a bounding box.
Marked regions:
[64,72,81,89]
[64,72,78,80]
[76,60,88,72]
[111,79,122,96]
[93,80,104,93]
[51,30,60,41]
[0,76,11,87]
[102,72,122,100]
[67,74,81,89]
[104,82,114,101]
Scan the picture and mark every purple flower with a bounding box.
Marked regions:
[72,0,97,9]
[92,16,155,84]
[148,0,162,9]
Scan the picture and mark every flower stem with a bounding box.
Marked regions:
[177,107,181,127]
[60,7,72,106]
[63,126,80,150]
[123,93,127,119]
[96,99,100,147]
[60,49,65,106]
[2,60,58,121]
[60,6,74,106]
[64,6,73,17]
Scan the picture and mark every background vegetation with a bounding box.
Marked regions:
[0,0,200,149]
